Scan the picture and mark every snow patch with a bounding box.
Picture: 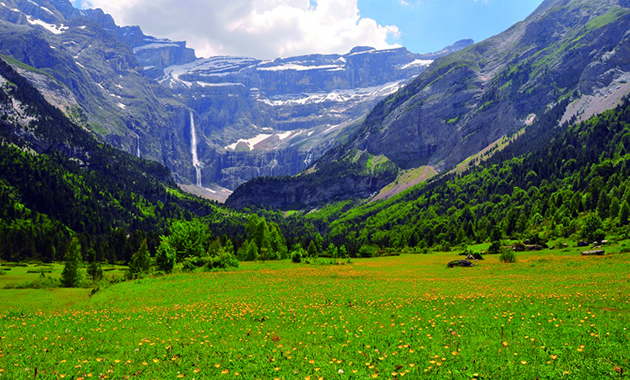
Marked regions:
[133,43,180,52]
[268,81,404,106]
[400,59,433,70]
[116,103,126,110]
[196,82,245,88]
[40,6,55,15]
[26,16,68,34]
[277,131,292,140]
[258,63,343,72]
[225,134,272,151]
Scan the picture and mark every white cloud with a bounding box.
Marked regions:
[76,0,401,59]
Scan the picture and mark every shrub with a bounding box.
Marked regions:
[206,249,239,270]
[500,249,517,263]
[358,245,378,258]
[291,251,302,263]
[488,241,502,254]
[182,257,197,272]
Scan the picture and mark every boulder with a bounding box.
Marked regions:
[447,260,474,268]
[577,241,589,247]
[581,250,605,256]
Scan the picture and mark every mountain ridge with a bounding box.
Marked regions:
[227,0,630,209]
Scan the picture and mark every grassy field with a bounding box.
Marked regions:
[1,246,629,379]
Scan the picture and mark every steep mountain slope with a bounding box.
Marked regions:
[227,0,630,209]
[0,0,199,184]
[0,57,246,262]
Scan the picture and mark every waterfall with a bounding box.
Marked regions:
[270,151,278,176]
[304,148,314,166]
[136,134,140,158]
[190,111,202,187]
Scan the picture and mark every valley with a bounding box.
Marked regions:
[2,0,630,378]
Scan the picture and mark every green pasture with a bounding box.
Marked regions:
[1,247,629,379]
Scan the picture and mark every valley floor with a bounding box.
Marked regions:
[1,245,630,379]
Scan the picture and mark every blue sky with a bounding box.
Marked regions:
[359,0,545,53]
[72,0,546,58]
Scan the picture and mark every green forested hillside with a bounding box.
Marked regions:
[0,58,248,263]
[299,98,630,253]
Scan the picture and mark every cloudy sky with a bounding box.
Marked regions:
[71,0,545,59]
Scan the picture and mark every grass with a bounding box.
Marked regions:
[0,248,629,379]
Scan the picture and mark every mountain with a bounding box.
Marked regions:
[0,0,473,197]
[227,0,630,209]
[0,0,196,184]
[149,40,473,190]
[0,56,249,263]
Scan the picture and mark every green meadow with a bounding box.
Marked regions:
[1,245,629,379]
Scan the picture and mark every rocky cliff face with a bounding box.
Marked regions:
[0,0,197,183]
[227,0,630,208]
[153,41,472,189]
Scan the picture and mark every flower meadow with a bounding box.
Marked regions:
[1,249,629,379]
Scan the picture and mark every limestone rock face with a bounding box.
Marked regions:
[155,41,472,189]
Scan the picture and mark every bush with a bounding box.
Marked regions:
[488,241,502,254]
[291,251,302,263]
[358,245,378,258]
[206,249,239,270]
[182,257,198,272]
[500,249,517,263]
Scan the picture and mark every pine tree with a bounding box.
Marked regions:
[61,238,83,288]
[87,260,103,283]
[609,197,620,220]
[619,200,630,225]
[307,240,318,258]
[127,239,151,279]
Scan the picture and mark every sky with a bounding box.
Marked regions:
[71,0,545,60]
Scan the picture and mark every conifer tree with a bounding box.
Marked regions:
[127,239,151,279]
[307,240,318,258]
[61,238,83,288]
[87,260,103,283]
[620,200,630,225]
